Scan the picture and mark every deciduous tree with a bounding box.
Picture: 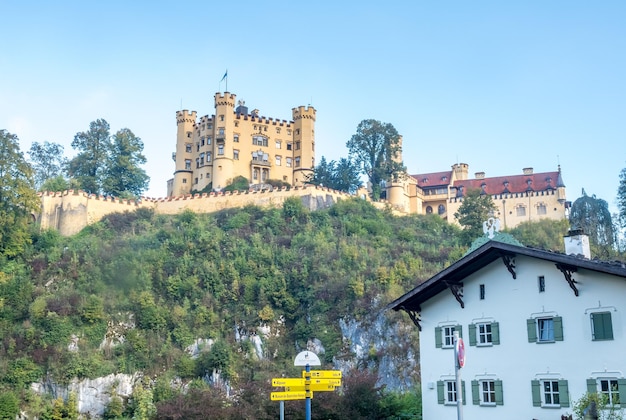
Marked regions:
[569,189,616,258]
[102,127,149,197]
[27,141,68,189]
[308,157,362,194]
[347,119,405,200]
[454,188,496,244]
[68,119,111,194]
[0,130,41,257]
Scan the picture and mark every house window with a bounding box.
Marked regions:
[469,322,499,346]
[233,135,239,143]
[435,325,461,349]
[275,155,282,166]
[472,380,503,406]
[275,140,281,149]
[233,150,239,160]
[286,157,292,168]
[537,203,547,215]
[437,380,466,405]
[185,143,192,153]
[591,312,614,341]
[538,276,545,292]
[588,378,624,405]
[185,159,191,170]
[218,145,224,155]
[531,379,570,408]
[479,284,485,300]
[516,205,526,217]
[527,316,563,343]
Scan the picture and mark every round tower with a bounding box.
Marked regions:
[387,135,409,211]
[211,92,237,190]
[171,110,197,196]
[291,105,316,186]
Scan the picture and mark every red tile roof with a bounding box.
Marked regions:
[411,171,454,188]
[454,171,561,195]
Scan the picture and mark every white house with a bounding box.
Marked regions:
[389,229,626,419]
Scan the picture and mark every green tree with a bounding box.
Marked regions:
[0,391,19,420]
[0,130,41,258]
[569,189,616,258]
[454,188,496,244]
[223,176,250,192]
[618,165,626,228]
[68,119,111,194]
[28,141,68,189]
[509,218,570,251]
[102,128,149,198]
[308,157,362,194]
[347,119,405,200]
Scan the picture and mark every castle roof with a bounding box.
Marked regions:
[453,170,562,195]
[411,170,454,188]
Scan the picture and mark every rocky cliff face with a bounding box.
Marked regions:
[31,310,419,418]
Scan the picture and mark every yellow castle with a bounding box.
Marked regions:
[167,92,316,196]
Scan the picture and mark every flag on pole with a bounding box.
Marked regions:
[221,70,228,82]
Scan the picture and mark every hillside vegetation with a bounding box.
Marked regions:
[0,197,576,419]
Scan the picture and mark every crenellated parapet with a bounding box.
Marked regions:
[292,105,316,121]
[176,110,197,125]
[37,185,356,236]
[214,92,236,108]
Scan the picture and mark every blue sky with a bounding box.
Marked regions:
[1,1,625,214]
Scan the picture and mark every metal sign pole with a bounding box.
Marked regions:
[454,331,464,420]
[280,401,284,420]
[305,363,311,420]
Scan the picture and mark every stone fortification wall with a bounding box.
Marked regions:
[38,185,354,236]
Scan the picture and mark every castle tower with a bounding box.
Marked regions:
[387,135,409,211]
[212,92,237,190]
[170,110,197,196]
[452,163,469,181]
[291,106,316,186]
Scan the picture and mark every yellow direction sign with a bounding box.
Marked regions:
[271,391,312,401]
[286,384,336,392]
[272,378,304,387]
[304,370,342,379]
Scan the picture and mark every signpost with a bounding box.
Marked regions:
[271,351,342,420]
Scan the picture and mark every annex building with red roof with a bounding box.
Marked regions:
[386,163,568,229]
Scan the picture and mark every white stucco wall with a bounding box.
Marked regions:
[420,255,625,420]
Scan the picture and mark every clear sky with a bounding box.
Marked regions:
[1,1,625,213]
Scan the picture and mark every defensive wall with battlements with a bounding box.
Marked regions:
[38,185,360,237]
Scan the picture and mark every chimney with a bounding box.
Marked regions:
[564,229,591,259]
[475,172,485,179]
[523,167,534,175]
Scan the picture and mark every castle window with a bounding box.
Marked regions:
[253,136,268,147]
[295,157,301,168]
[287,142,293,151]
[200,153,205,165]
[196,158,200,168]
[207,136,212,145]
[187,132,192,138]
[537,203,547,215]
[295,141,301,150]
[283,175,288,181]
[312,142,315,151]
[206,173,210,179]
[219,128,225,136]
[183,179,187,184]
[276,127,281,134]
[219,115,224,122]
[264,126,267,132]
[208,123,212,129]
[233,150,239,160]
[185,143,192,153]
[196,143,200,152]
[275,140,281,149]
[201,137,205,146]
[262,168,268,181]
[218,145,224,155]
[234,121,239,127]
[286,157,292,167]
[426,206,433,214]
[185,159,191,170]
[438,204,445,215]
[233,134,239,143]
[253,168,259,180]
[296,129,300,135]
[194,177,198,185]
[275,155,282,166]
[207,152,212,162]
[516,205,526,217]
[287,129,292,136]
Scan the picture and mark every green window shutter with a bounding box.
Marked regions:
[495,380,503,405]
[587,378,598,394]
[559,380,570,407]
[471,380,479,405]
[527,319,537,343]
[492,322,500,345]
[554,316,564,341]
[437,381,444,404]
[456,324,463,339]
[469,324,477,346]
[531,380,541,406]
[592,312,614,340]
[617,378,626,401]
[435,327,442,348]
[462,380,466,405]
